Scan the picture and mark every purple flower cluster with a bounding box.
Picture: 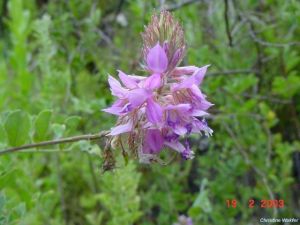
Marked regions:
[103,11,213,163]
[173,215,193,225]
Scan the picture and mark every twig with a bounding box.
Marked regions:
[96,29,113,45]
[207,69,257,76]
[87,154,102,210]
[88,154,100,193]
[207,112,263,121]
[16,149,73,153]
[0,131,109,156]
[55,154,68,225]
[163,0,202,11]
[236,10,300,48]
[248,21,300,47]
[114,0,125,17]
[262,124,273,168]
[290,104,300,139]
[223,122,278,217]
[242,93,291,104]
[224,0,233,47]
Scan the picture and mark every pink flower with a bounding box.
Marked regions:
[146,43,168,73]
[143,129,164,154]
[146,97,163,124]
[102,11,213,163]
[173,215,193,225]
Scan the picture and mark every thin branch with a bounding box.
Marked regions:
[224,0,233,47]
[16,149,73,153]
[249,29,300,47]
[290,104,300,139]
[88,154,100,193]
[96,29,113,45]
[223,122,278,217]
[0,131,109,156]
[87,153,102,210]
[207,69,257,76]
[236,9,300,47]
[248,21,300,47]
[163,0,202,11]
[55,154,68,225]
[207,112,263,121]
[262,124,273,168]
[242,93,291,104]
[114,0,125,17]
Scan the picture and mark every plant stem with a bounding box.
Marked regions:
[0,131,109,156]
[224,0,233,47]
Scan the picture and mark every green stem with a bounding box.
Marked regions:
[0,131,109,156]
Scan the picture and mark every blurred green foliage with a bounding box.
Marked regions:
[0,0,299,224]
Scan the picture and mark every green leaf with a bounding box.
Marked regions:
[77,140,101,156]
[63,115,82,138]
[65,116,81,133]
[272,73,300,98]
[4,110,31,147]
[0,192,6,212]
[226,75,258,94]
[189,178,212,216]
[51,123,66,139]
[33,110,52,142]
[0,123,7,146]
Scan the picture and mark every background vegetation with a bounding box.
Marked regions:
[0,0,299,224]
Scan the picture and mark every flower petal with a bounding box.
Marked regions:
[193,65,209,85]
[127,74,146,80]
[102,106,123,115]
[191,119,213,136]
[191,109,209,117]
[190,85,205,99]
[102,100,122,115]
[173,125,187,135]
[146,43,168,73]
[199,99,214,111]
[169,48,184,69]
[172,66,198,76]
[172,65,209,91]
[108,75,127,98]
[146,98,163,124]
[165,103,191,111]
[109,121,132,136]
[127,88,151,107]
[143,73,162,89]
[143,129,164,154]
[181,140,195,160]
[118,70,138,89]
[165,141,185,153]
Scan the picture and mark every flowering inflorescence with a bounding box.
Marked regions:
[103,11,213,163]
[173,215,193,225]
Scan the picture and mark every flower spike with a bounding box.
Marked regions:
[103,11,213,164]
